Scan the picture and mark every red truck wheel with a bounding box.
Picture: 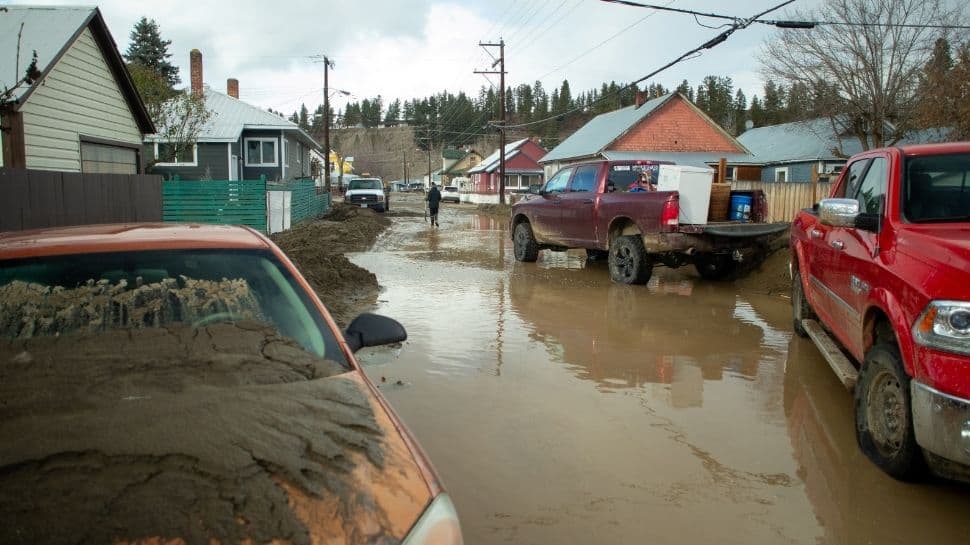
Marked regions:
[609,236,653,285]
[513,222,540,262]
[854,343,925,480]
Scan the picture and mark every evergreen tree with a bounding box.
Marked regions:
[124,17,179,87]
[733,89,748,135]
[915,38,956,132]
[298,103,310,131]
[762,81,786,125]
[676,79,693,101]
[750,95,766,127]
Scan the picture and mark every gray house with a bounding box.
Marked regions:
[0,6,154,172]
[145,51,320,181]
[737,118,949,183]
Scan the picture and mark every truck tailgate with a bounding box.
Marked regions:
[687,222,790,238]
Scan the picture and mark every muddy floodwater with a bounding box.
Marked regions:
[354,194,970,545]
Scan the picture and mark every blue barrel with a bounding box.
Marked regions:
[729,194,752,221]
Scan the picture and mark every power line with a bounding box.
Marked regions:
[602,0,970,30]
[499,0,797,130]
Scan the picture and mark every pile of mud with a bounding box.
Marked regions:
[0,322,384,545]
[735,230,793,297]
[476,203,512,217]
[272,203,391,326]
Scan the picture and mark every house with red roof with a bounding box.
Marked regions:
[465,138,547,204]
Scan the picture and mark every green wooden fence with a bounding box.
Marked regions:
[162,178,330,233]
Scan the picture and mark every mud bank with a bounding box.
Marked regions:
[272,203,392,327]
[0,322,385,545]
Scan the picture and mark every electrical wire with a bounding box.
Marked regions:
[497,0,796,130]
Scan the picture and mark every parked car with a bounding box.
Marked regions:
[345,177,389,212]
[791,142,970,483]
[441,185,460,203]
[510,160,789,284]
[0,223,463,544]
[408,182,426,193]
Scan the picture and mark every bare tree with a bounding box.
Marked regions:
[760,0,967,153]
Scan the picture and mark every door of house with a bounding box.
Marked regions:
[230,154,239,181]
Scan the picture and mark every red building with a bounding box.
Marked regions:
[466,138,547,204]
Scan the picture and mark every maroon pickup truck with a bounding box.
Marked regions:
[510,160,789,283]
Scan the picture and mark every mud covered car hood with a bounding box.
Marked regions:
[0,323,432,545]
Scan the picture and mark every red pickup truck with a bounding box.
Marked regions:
[790,142,970,482]
[510,160,789,283]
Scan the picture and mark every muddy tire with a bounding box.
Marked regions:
[693,253,737,280]
[791,269,815,337]
[855,343,925,480]
[586,249,609,261]
[513,222,539,262]
[609,235,652,285]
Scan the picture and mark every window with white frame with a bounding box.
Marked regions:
[244,137,278,167]
[774,167,789,183]
[155,142,197,166]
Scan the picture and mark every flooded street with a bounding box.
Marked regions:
[352,194,970,544]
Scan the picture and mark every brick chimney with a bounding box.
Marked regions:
[190,49,203,96]
[635,90,647,108]
[227,78,239,99]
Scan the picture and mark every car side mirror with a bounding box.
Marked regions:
[344,313,407,353]
[818,198,860,228]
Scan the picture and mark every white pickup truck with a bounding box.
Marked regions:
[344,177,389,212]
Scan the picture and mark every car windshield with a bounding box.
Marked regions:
[904,153,970,223]
[348,179,382,190]
[0,249,347,367]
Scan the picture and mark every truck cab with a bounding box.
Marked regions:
[791,142,970,482]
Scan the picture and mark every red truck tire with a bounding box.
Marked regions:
[608,236,653,285]
[854,342,925,480]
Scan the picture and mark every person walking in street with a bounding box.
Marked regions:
[426,183,442,227]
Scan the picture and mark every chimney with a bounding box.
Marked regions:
[190,49,203,96]
[635,90,646,108]
[227,78,239,99]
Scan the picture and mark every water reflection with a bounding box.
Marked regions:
[783,337,970,544]
[508,267,774,402]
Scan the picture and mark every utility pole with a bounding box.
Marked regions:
[475,39,506,204]
[312,55,335,192]
[426,125,432,189]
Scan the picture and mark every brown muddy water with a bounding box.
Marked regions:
[353,194,970,545]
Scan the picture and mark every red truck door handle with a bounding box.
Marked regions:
[830,240,845,250]
[810,229,823,239]
[582,199,594,204]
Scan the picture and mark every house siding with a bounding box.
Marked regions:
[609,99,741,153]
[19,27,143,172]
[284,134,310,179]
[761,161,815,183]
[147,142,230,180]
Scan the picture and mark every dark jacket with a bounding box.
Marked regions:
[426,186,442,207]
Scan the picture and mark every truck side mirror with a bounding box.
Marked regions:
[818,198,861,228]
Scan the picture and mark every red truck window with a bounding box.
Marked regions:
[834,159,871,198]
[855,157,888,214]
[545,168,572,193]
[904,152,970,222]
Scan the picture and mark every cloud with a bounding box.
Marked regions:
[6,0,816,116]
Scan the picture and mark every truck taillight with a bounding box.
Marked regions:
[661,197,679,232]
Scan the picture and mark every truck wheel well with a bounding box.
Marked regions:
[608,218,639,246]
[511,214,529,230]
[864,309,896,350]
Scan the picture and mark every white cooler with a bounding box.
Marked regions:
[656,164,715,225]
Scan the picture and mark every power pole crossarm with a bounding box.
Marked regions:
[474,39,506,204]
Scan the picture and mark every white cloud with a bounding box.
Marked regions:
[6,0,823,116]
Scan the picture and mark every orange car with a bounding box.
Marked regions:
[0,223,462,545]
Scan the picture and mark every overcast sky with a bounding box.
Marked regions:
[7,0,823,116]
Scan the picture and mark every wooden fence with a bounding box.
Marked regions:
[732,180,833,222]
[0,167,162,232]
